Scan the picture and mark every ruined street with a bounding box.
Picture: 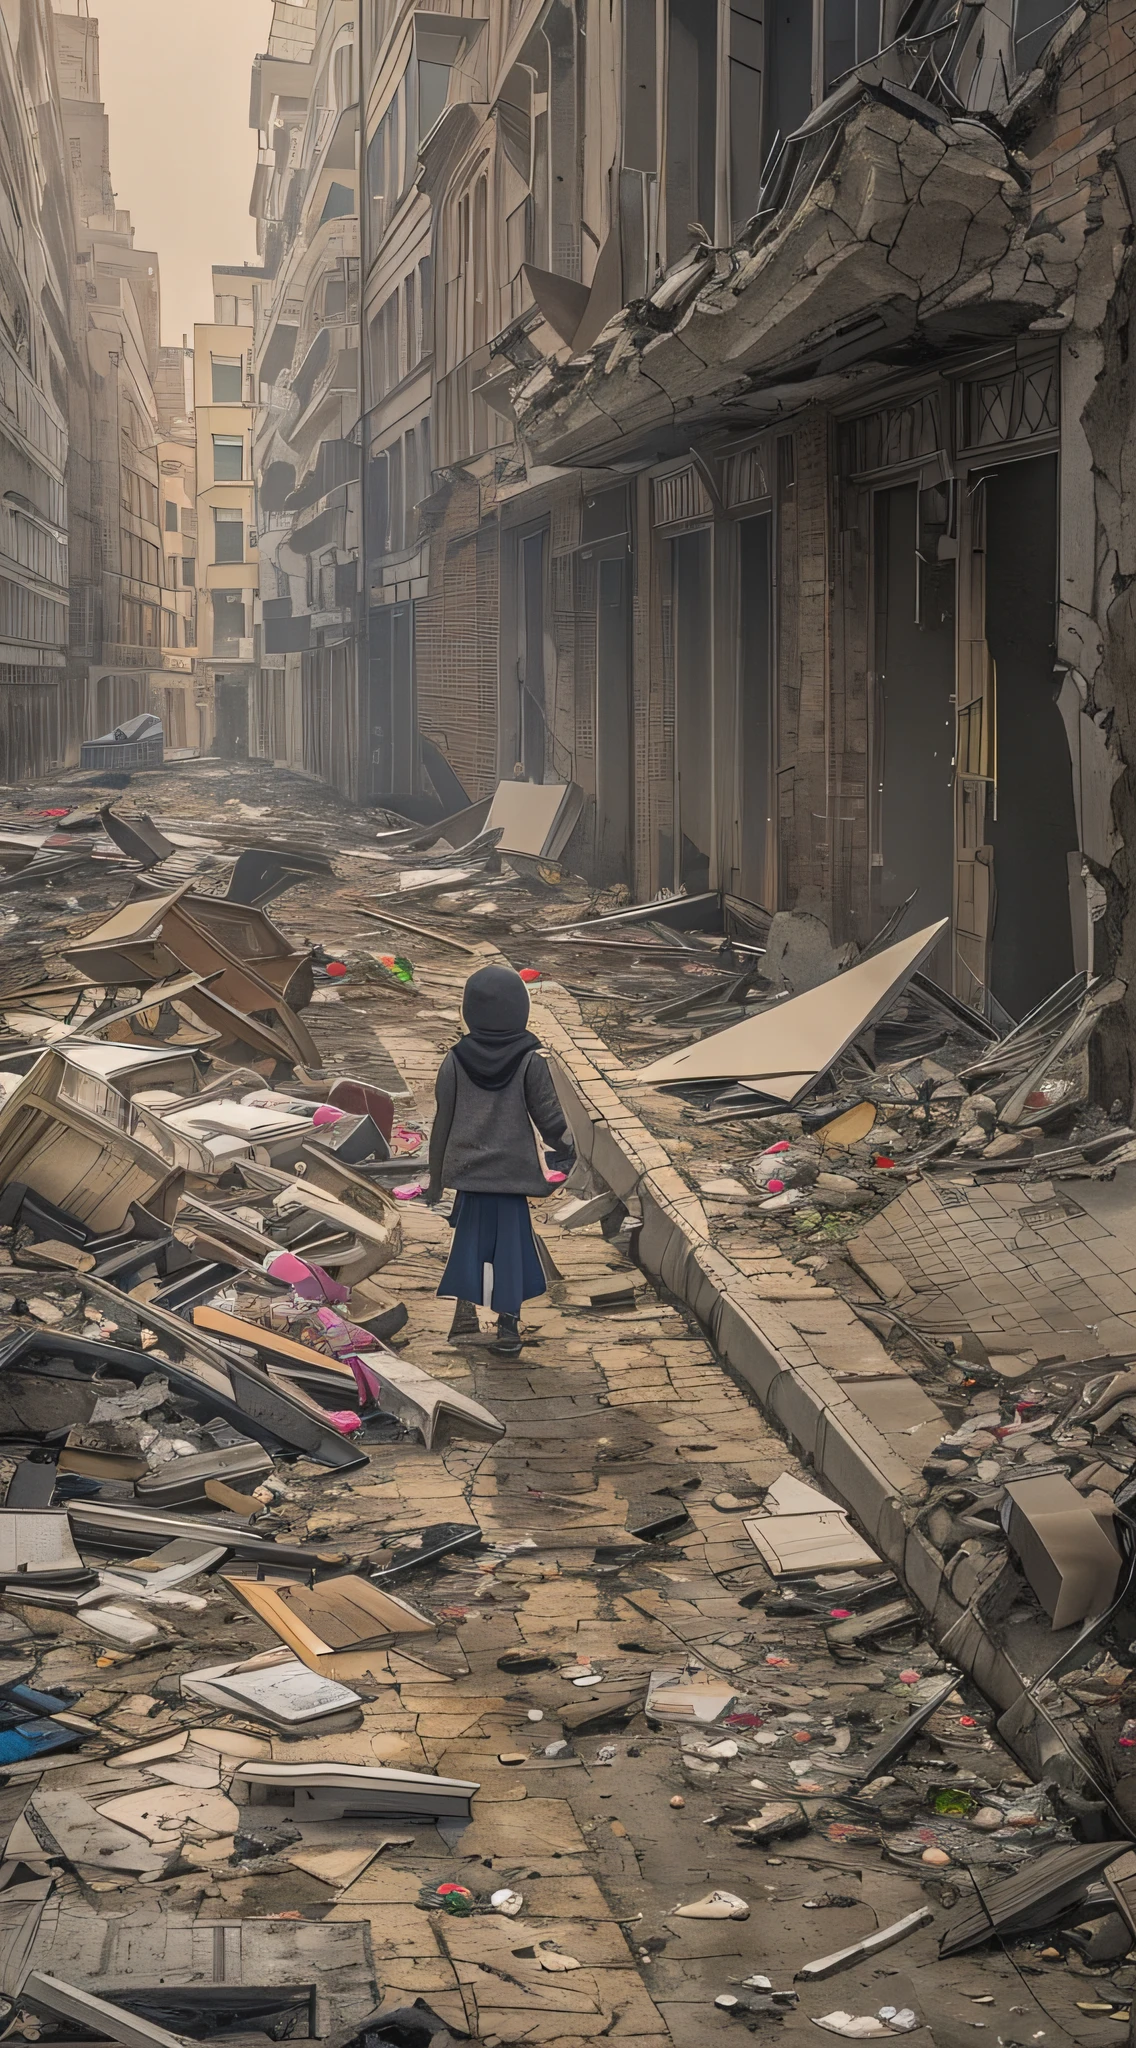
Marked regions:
[0,759,1128,2048]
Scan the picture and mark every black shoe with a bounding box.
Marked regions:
[447,1299,480,1343]
[490,1314,523,1357]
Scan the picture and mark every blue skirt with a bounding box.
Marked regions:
[438,1192,547,1317]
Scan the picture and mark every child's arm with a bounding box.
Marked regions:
[524,1053,575,1172]
[425,1055,457,1202]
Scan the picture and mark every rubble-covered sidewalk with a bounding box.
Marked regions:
[0,760,1131,2047]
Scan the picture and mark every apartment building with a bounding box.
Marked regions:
[55,8,185,747]
[194,267,261,756]
[154,342,198,749]
[0,2,77,779]
[248,0,1136,1072]
[506,0,1128,1036]
[249,0,363,790]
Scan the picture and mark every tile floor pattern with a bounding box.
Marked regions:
[848,1175,1136,1363]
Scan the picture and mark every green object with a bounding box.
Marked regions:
[932,1789,974,1816]
[790,1208,822,1233]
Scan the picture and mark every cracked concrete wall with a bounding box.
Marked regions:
[777,413,833,921]
[1041,0,1136,1099]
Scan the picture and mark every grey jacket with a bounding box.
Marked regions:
[427,1047,574,1198]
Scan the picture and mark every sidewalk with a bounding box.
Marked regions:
[531,982,1113,1794]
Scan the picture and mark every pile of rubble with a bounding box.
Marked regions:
[0,767,1133,2041]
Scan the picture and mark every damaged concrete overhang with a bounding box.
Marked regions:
[516,85,1058,470]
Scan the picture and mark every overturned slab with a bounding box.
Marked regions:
[353,1350,505,1450]
[486,780,584,859]
[637,920,947,1095]
[518,88,1048,470]
[225,1571,434,1680]
[21,1973,190,2048]
[1004,1473,1122,1631]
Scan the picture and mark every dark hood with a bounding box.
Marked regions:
[452,964,540,1091]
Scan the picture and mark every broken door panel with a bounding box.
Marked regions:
[518,527,547,784]
[672,524,714,893]
[737,512,774,907]
[593,542,633,887]
[873,481,955,980]
[954,473,996,1009]
[983,454,1077,1021]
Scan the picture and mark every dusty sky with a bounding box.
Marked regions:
[73,0,274,344]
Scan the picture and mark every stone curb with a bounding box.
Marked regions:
[531,983,1082,1794]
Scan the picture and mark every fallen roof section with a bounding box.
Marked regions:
[636,920,947,1095]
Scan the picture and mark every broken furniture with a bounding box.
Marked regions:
[233,1759,479,1821]
[190,1310,503,1447]
[349,1351,505,1450]
[179,1161,401,1287]
[0,1304,369,1473]
[79,713,163,774]
[224,1571,436,1678]
[1003,1473,1122,1630]
[64,887,319,1067]
[0,1051,182,1235]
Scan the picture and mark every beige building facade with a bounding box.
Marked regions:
[194,269,260,755]
[249,0,362,791]
[55,9,188,747]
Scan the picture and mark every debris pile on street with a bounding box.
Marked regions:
[0,761,1132,2040]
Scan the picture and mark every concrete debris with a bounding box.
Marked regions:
[0,763,1130,2043]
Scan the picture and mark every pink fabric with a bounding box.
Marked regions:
[348,1355,385,1406]
[323,1409,364,1435]
[264,1250,349,1304]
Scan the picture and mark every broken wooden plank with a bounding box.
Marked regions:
[797,1909,933,1981]
[22,1972,189,2048]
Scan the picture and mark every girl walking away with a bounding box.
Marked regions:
[426,964,575,1357]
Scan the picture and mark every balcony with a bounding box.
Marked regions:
[516,83,1051,470]
[284,342,359,455]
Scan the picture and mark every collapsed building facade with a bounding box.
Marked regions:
[0,0,78,781]
[510,0,1136,1052]
[249,0,363,789]
[244,0,1136,1073]
[54,11,197,757]
[0,5,202,782]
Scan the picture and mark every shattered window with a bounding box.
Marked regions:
[1013,0,1076,74]
[765,1,812,148]
[824,0,883,92]
[418,59,449,141]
